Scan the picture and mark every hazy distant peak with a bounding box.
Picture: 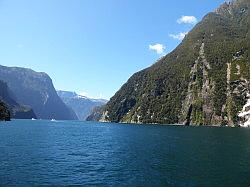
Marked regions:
[57,90,108,120]
[57,90,78,98]
[76,94,88,99]
[57,90,107,102]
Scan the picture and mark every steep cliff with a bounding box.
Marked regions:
[0,65,78,120]
[0,80,36,119]
[94,0,250,126]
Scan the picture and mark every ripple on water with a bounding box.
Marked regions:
[0,120,250,186]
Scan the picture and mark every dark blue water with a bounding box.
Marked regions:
[0,120,250,186]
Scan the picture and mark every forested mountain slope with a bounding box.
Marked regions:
[96,0,250,126]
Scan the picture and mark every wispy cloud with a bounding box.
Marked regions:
[177,16,197,24]
[169,32,188,40]
[149,43,166,55]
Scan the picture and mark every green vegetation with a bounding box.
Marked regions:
[95,0,250,126]
[0,100,10,121]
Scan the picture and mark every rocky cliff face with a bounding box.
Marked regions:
[0,65,78,120]
[0,80,36,119]
[93,0,250,126]
[57,90,107,120]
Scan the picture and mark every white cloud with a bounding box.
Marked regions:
[177,16,197,24]
[149,43,166,54]
[169,32,188,40]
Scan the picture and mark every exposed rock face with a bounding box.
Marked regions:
[94,0,250,126]
[238,94,250,127]
[179,43,214,126]
[215,0,249,16]
[0,65,78,120]
[57,90,107,120]
[0,80,36,119]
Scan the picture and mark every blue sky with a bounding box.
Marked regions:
[0,0,225,99]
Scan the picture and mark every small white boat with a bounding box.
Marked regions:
[31,118,36,120]
[51,119,56,122]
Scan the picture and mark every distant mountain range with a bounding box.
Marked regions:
[88,0,250,127]
[57,90,107,120]
[0,65,107,121]
[0,65,78,120]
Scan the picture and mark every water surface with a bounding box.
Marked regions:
[0,120,250,186]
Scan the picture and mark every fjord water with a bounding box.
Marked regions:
[0,120,250,186]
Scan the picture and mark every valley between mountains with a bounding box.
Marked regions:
[0,0,249,128]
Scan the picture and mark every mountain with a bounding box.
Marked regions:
[92,0,250,127]
[0,80,36,119]
[0,65,78,120]
[86,105,106,122]
[0,100,10,121]
[57,90,107,120]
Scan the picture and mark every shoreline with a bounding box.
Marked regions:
[97,120,243,128]
[4,119,248,128]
